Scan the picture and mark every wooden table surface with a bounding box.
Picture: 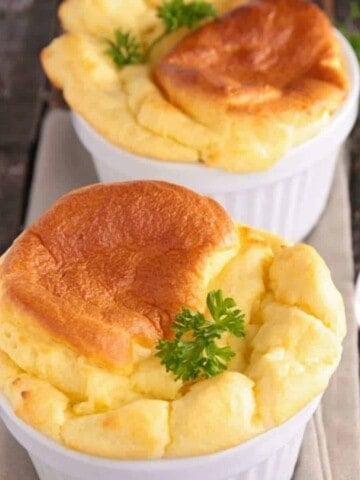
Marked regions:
[1,0,359,277]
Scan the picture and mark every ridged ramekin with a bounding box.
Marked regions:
[0,394,320,480]
[72,32,359,242]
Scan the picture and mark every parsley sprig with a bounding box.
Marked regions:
[158,0,217,31]
[105,30,145,67]
[106,0,217,68]
[156,290,245,382]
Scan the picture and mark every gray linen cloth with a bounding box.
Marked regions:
[0,110,359,480]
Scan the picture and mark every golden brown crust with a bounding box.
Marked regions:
[39,0,348,172]
[0,197,346,457]
[0,181,237,368]
[155,0,347,121]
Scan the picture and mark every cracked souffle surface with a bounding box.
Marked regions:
[41,0,348,172]
[0,181,346,458]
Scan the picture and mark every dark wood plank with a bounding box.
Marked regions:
[0,148,28,251]
[350,118,360,278]
[335,0,351,20]
[0,0,59,146]
[0,0,59,253]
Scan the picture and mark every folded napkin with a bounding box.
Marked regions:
[295,146,360,480]
[0,110,359,480]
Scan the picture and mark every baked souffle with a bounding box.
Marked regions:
[0,181,345,458]
[41,0,348,172]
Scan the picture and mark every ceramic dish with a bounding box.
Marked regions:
[72,32,359,242]
[0,394,320,480]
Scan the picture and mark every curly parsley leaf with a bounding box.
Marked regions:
[156,290,245,382]
[105,29,145,67]
[158,0,217,33]
[107,1,217,67]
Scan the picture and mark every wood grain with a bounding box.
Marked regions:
[0,0,59,252]
[0,148,28,248]
[350,118,360,278]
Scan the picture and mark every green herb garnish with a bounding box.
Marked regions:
[106,0,217,67]
[156,290,245,382]
[147,0,217,54]
[105,30,145,67]
[158,0,217,31]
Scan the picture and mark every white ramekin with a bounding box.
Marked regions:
[72,32,359,242]
[0,394,320,480]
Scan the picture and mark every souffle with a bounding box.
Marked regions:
[41,0,348,172]
[0,181,345,458]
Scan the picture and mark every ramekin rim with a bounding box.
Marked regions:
[72,28,360,184]
[0,392,321,469]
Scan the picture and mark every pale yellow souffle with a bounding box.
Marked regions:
[0,181,345,459]
[41,0,348,172]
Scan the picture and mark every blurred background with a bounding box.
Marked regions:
[0,0,359,275]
